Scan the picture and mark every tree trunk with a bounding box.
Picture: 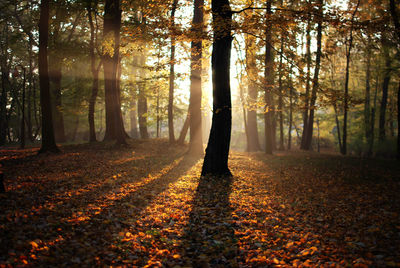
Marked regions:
[130,104,139,138]
[189,0,204,155]
[0,64,9,146]
[300,10,312,149]
[201,0,232,176]
[303,0,323,151]
[244,2,261,152]
[379,42,391,142]
[168,0,178,143]
[102,0,126,144]
[27,37,34,142]
[264,0,274,154]
[341,0,359,155]
[278,37,284,150]
[178,112,190,144]
[38,0,59,153]
[138,53,149,139]
[389,0,400,159]
[87,0,100,142]
[20,68,26,149]
[48,54,66,142]
[364,33,372,144]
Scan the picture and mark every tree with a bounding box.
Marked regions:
[341,0,360,155]
[168,0,178,143]
[303,0,323,151]
[38,0,59,153]
[87,0,102,142]
[244,0,261,152]
[264,0,274,154]
[102,0,127,144]
[188,0,204,155]
[201,0,232,176]
[389,0,400,159]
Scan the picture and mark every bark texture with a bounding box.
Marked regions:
[201,0,232,176]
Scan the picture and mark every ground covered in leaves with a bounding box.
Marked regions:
[1,139,400,267]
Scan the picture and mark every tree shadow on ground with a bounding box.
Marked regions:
[180,175,238,267]
[0,146,197,266]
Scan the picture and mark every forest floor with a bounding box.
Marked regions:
[0,139,400,267]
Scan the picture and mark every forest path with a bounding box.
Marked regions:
[0,140,399,267]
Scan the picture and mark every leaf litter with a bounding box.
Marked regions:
[0,140,399,267]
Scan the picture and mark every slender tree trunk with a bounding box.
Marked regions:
[20,68,26,149]
[130,104,139,138]
[138,53,149,139]
[201,0,232,176]
[189,0,204,155]
[278,37,284,150]
[87,0,100,142]
[102,0,126,144]
[364,33,372,143]
[379,42,391,142]
[38,0,59,153]
[288,75,293,150]
[368,74,379,156]
[27,38,34,142]
[389,0,400,159]
[244,1,261,152]
[264,0,274,154]
[333,102,342,151]
[301,11,312,149]
[341,0,359,155]
[156,86,160,138]
[49,55,66,142]
[168,0,178,143]
[178,112,190,144]
[304,0,323,150]
[0,65,9,146]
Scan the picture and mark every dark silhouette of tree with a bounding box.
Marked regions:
[201,0,232,176]
[303,0,323,151]
[264,0,274,155]
[87,0,102,143]
[168,0,178,143]
[38,0,59,153]
[389,0,400,159]
[102,0,126,144]
[189,0,204,155]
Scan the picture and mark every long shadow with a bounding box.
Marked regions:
[0,145,185,223]
[17,155,199,266]
[180,175,238,267]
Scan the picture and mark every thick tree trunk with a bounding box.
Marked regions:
[38,0,59,153]
[189,0,204,155]
[379,43,391,142]
[201,0,232,176]
[364,33,372,144]
[102,0,126,144]
[168,0,178,143]
[264,0,274,154]
[303,0,323,150]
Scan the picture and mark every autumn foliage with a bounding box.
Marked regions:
[0,140,399,266]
